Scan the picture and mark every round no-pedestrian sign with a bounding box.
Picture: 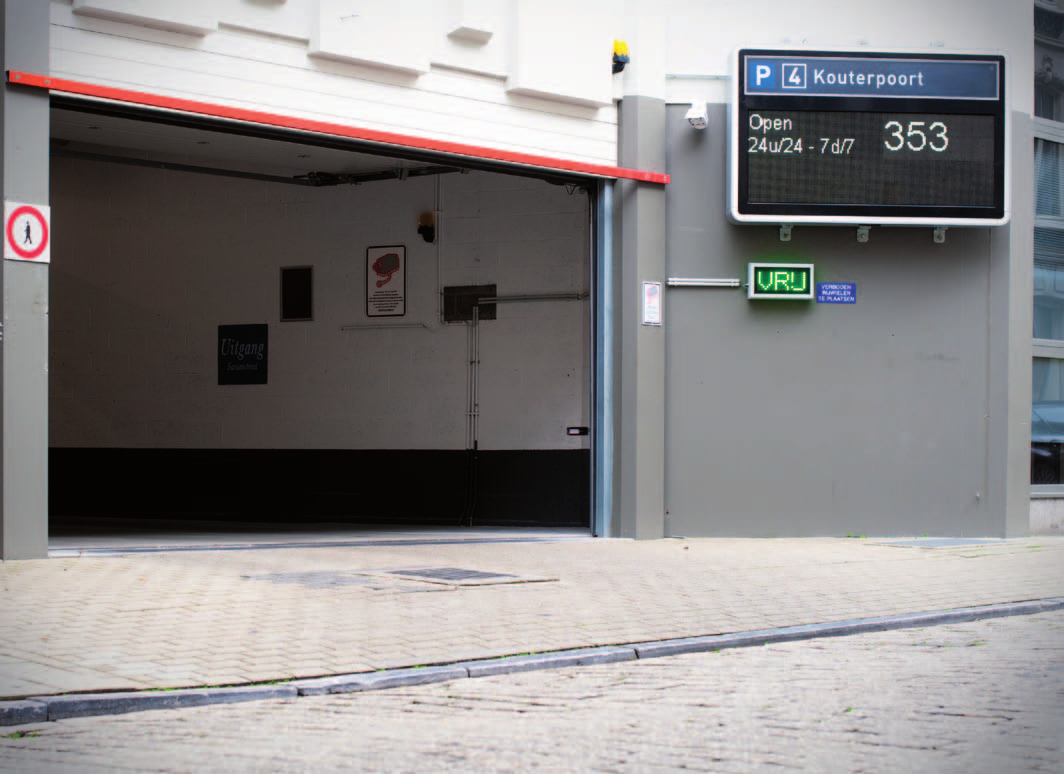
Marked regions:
[4,201,50,263]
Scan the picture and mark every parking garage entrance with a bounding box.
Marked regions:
[46,93,605,534]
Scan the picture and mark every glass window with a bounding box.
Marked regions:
[1036,138,1064,217]
[1036,83,1056,121]
[1036,2,1064,122]
[1034,228,1064,340]
[1037,3,1064,40]
[1033,4,1064,487]
[1033,358,1064,483]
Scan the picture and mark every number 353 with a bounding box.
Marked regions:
[884,120,948,152]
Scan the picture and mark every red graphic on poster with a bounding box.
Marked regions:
[372,252,401,287]
[366,245,405,318]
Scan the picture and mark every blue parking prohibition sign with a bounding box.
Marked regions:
[816,282,857,304]
[781,63,807,89]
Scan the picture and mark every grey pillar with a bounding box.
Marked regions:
[1,0,50,559]
[995,110,1035,537]
[615,96,667,539]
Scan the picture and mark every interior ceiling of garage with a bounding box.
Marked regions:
[48,102,459,186]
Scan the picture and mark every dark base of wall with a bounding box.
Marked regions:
[50,448,590,529]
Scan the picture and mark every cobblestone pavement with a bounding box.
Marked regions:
[1,535,1063,698]
[2,610,1061,773]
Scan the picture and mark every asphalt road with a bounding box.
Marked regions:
[3,610,1063,773]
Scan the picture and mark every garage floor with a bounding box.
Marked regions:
[48,520,593,556]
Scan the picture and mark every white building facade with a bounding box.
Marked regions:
[0,0,1039,556]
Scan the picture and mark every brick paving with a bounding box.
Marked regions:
[1,610,1061,773]
[0,532,1062,699]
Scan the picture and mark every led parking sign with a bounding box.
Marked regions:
[730,50,1007,225]
[747,263,815,300]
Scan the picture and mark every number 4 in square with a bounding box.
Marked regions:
[782,63,806,89]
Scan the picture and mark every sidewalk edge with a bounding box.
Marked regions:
[630,598,1064,659]
[3,597,1062,726]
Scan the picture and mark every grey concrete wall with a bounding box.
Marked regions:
[615,96,667,539]
[1,0,50,558]
[996,110,1034,538]
[663,104,1014,537]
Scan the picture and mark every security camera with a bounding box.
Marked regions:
[685,102,708,130]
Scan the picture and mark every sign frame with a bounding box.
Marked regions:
[642,281,663,325]
[747,262,815,300]
[218,324,268,386]
[729,48,1008,226]
[4,201,51,263]
[366,245,407,318]
[816,282,857,304]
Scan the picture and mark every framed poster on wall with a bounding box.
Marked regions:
[218,324,268,385]
[366,245,406,317]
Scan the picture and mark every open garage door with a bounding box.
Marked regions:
[47,99,595,530]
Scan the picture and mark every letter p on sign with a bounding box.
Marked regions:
[755,64,773,87]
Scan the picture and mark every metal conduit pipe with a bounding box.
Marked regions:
[461,305,481,527]
[479,292,589,304]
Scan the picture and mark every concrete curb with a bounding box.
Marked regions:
[27,685,298,722]
[630,598,1064,659]
[459,646,637,678]
[294,649,636,696]
[296,665,470,696]
[3,597,1062,727]
[0,700,48,726]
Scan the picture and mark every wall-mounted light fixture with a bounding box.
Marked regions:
[612,40,630,74]
[418,211,436,243]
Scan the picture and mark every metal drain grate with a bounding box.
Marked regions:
[387,567,517,582]
[358,566,558,586]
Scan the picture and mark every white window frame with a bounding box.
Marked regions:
[1033,118,1064,494]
